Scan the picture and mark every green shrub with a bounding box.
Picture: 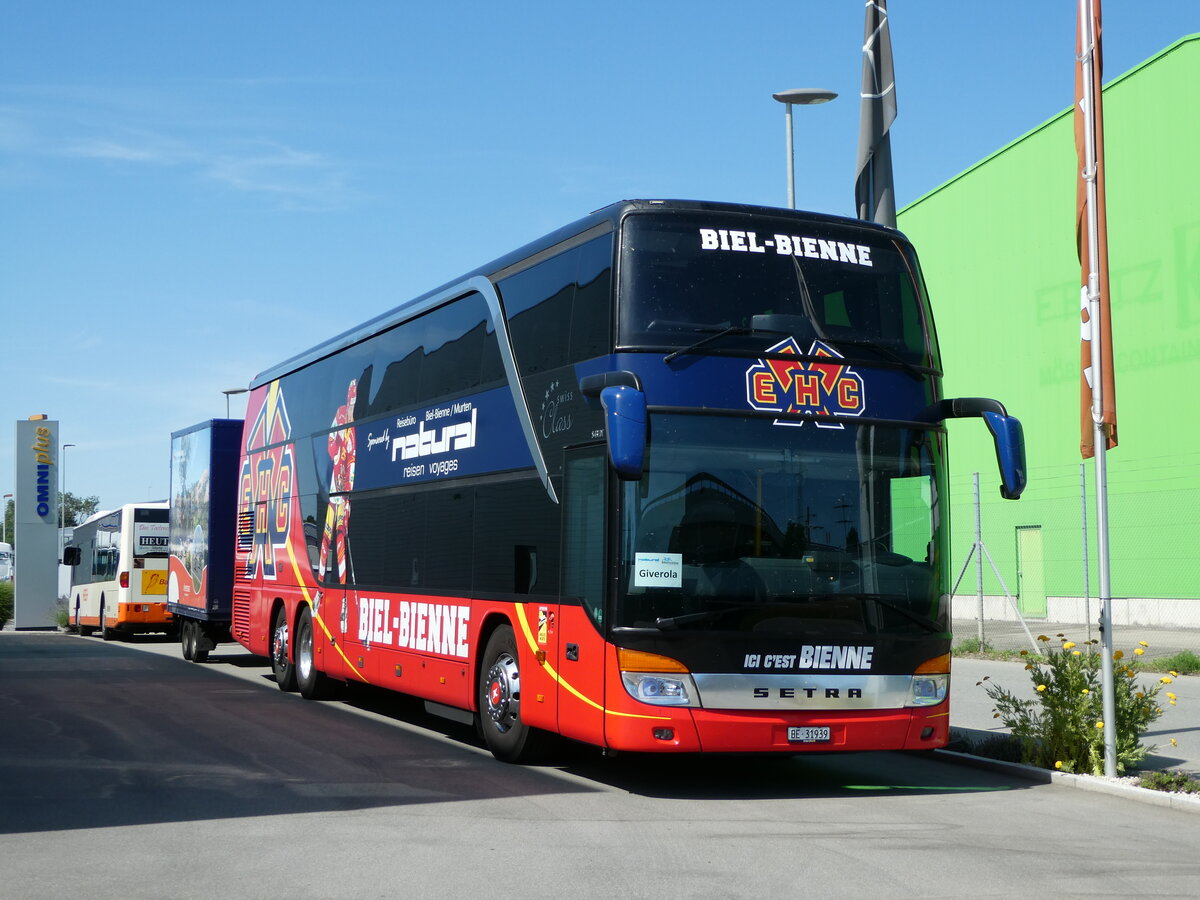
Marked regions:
[1138,770,1200,794]
[0,580,13,629]
[980,634,1175,776]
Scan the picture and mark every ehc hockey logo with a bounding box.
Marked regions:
[745,337,865,428]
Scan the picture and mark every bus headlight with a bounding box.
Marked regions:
[907,674,949,707]
[617,648,699,707]
[621,671,698,706]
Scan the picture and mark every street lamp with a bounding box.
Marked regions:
[61,443,76,554]
[771,88,838,209]
[223,388,249,418]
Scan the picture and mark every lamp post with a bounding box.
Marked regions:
[60,443,76,555]
[223,388,249,418]
[771,88,838,209]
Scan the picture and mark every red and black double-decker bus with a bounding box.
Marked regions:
[211,200,1025,762]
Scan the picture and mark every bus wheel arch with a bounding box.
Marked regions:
[271,600,298,692]
[477,621,552,763]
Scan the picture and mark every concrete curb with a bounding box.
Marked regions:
[937,729,1200,814]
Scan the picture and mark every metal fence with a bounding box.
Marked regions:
[949,458,1200,663]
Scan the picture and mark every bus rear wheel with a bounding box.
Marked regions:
[181,619,196,661]
[296,606,334,700]
[478,625,551,763]
[272,605,298,692]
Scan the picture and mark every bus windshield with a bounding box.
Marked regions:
[618,212,938,370]
[616,414,947,637]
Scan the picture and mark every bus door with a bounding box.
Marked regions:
[557,446,609,745]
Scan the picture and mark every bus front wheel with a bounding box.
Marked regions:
[272,606,298,692]
[478,625,551,763]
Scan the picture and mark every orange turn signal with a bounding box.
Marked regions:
[617,648,689,673]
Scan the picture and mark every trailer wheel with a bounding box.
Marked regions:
[296,606,334,700]
[181,619,196,661]
[478,625,552,763]
[271,605,298,692]
[193,624,210,664]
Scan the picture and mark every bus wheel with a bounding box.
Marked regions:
[181,620,195,660]
[193,624,210,664]
[272,606,298,692]
[478,625,551,763]
[100,603,114,641]
[77,602,94,637]
[296,606,334,700]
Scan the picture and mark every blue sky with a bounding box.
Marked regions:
[2,1,1195,511]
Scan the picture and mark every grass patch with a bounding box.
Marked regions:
[1138,770,1200,794]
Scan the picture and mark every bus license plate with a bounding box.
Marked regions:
[788,726,831,743]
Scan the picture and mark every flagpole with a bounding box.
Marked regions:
[1078,0,1116,777]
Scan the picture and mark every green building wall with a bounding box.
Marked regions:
[898,35,1200,622]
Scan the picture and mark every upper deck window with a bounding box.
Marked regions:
[618,212,937,370]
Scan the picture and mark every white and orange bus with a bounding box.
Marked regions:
[64,503,172,639]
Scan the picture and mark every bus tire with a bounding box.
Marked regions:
[295,606,334,700]
[272,605,298,692]
[478,625,551,763]
[77,599,94,637]
[181,620,194,660]
[100,602,114,641]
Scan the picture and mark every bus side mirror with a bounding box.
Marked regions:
[920,397,1026,500]
[63,546,81,566]
[600,385,646,481]
[982,411,1026,500]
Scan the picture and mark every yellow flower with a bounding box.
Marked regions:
[1170,671,1180,678]
[1024,664,1034,671]
[1157,708,1164,714]
[1095,721,1105,729]
[1167,692,1177,700]
[1134,648,1145,656]
[1081,689,1090,695]
[1037,684,1048,692]
[1072,650,1082,656]
[1063,641,1076,650]
[1037,634,1050,642]
[1171,738,1179,747]
[1170,700,1178,706]
[1020,650,1029,656]
[1136,691,1145,699]
[1113,650,1124,660]
[1161,676,1174,684]
[1054,761,1064,769]
[1139,641,1149,647]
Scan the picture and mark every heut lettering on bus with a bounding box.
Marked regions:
[246,444,294,580]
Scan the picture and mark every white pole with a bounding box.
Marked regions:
[974,473,985,646]
[1079,0,1116,776]
[784,102,795,209]
[1080,463,1091,644]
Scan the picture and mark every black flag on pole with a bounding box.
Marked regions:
[855,0,897,227]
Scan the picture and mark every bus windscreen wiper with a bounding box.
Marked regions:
[663,322,790,364]
[654,605,747,629]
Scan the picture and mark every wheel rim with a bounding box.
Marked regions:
[297,618,313,682]
[273,619,289,671]
[484,651,521,734]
